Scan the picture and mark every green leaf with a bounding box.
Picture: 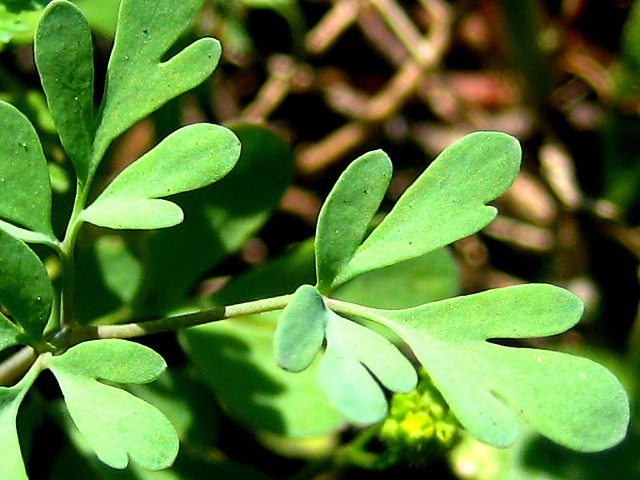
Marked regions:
[141,123,294,310]
[0,359,41,480]
[35,0,94,184]
[317,313,417,425]
[315,149,392,292]
[0,100,54,236]
[93,0,220,176]
[274,284,328,372]
[47,339,179,470]
[181,313,345,439]
[356,284,629,452]
[0,228,53,341]
[327,132,521,290]
[81,123,240,230]
[332,248,460,309]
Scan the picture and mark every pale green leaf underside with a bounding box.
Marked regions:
[0,101,53,236]
[274,284,329,372]
[329,132,522,290]
[0,361,42,480]
[81,123,240,230]
[363,284,629,451]
[317,312,417,426]
[35,0,94,183]
[0,228,53,340]
[315,149,392,292]
[93,0,221,176]
[47,340,178,470]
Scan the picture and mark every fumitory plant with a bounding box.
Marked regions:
[0,0,630,478]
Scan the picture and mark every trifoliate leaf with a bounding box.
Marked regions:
[47,339,179,470]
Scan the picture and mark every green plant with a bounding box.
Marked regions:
[0,0,630,478]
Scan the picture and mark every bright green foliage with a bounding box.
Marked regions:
[275,284,329,372]
[92,0,220,184]
[81,123,240,229]
[0,101,54,237]
[317,312,417,424]
[35,1,95,178]
[316,132,521,291]
[350,284,629,452]
[47,340,179,470]
[0,228,53,344]
[315,149,392,293]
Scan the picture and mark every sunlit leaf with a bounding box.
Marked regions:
[315,149,392,293]
[0,228,53,341]
[92,0,220,175]
[329,132,521,289]
[35,0,94,184]
[354,284,629,452]
[274,284,328,373]
[141,123,293,310]
[47,339,179,470]
[316,313,417,425]
[0,100,53,236]
[0,312,21,351]
[81,123,240,230]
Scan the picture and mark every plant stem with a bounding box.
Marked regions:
[59,294,294,347]
[0,347,38,387]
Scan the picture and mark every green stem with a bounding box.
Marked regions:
[55,294,293,349]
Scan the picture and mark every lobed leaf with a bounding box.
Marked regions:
[316,313,417,425]
[0,360,41,480]
[35,0,94,185]
[314,149,392,292]
[355,284,630,451]
[0,312,22,351]
[0,228,53,341]
[81,123,240,230]
[0,100,53,236]
[47,339,179,470]
[328,132,521,289]
[274,284,329,373]
[92,0,221,176]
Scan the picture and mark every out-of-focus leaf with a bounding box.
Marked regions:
[81,123,240,229]
[181,313,344,439]
[47,339,179,470]
[0,100,54,237]
[332,248,460,309]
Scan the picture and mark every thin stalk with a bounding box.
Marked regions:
[0,347,38,387]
